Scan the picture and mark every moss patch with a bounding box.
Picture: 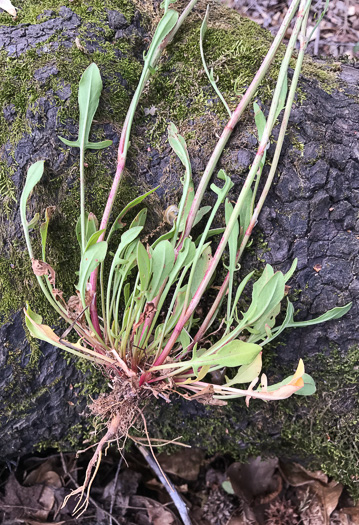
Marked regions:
[0,0,135,26]
[144,6,285,145]
[147,346,359,500]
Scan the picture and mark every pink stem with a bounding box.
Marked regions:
[176,0,301,252]
[89,133,128,337]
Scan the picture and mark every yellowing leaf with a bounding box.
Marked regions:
[24,306,115,366]
[182,365,210,384]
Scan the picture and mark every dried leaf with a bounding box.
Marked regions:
[280,461,328,486]
[24,459,62,489]
[313,264,322,272]
[280,462,343,523]
[31,259,56,286]
[157,448,204,481]
[147,504,176,525]
[0,473,55,521]
[227,457,279,504]
[185,384,227,405]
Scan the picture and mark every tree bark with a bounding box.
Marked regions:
[0,0,359,495]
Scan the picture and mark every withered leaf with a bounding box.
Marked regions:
[32,259,56,286]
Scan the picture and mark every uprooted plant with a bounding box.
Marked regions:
[20,0,350,514]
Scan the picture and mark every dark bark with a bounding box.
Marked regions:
[0,0,359,492]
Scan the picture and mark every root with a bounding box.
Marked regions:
[62,377,144,516]
[62,412,121,516]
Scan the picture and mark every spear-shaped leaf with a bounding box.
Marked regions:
[58,63,112,151]
[20,161,45,227]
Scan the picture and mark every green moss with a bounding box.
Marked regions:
[144,8,285,144]
[0,0,135,26]
[301,56,340,94]
[148,346,359,500]
[0,160,16,217]
[290,133,305,156]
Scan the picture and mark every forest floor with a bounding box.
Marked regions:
[228,0,359,59]
[1,446,359,524]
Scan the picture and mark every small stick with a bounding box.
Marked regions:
[137,445,193,525]
[59,306,89,341]
[109,457,123,525]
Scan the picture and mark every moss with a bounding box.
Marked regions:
[148,345,359,500]
[144,7,286,145]
[0,0,135,26]
[290,133,305,156]
[301,55,340,94]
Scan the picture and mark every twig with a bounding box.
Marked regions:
[109,457,123,525]
[60,452,122,525]
[137,445,193,525]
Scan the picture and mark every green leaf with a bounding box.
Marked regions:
[168,122,191,173]
[76,212,98,249]
[24,305,114,365]
[137,242,151,292]
[108,187,158,237]
[84,229,105,252]
[40,207,54,261]
[145,9,178,66]
[179,330,190,352]
[287,302,352,328]
[178,181,195,232]
[284,258,297,282]
[225,352,262,386]
[294,374,316,396]
[170,238,195,280]
[245,270,285,325]
[20,161,45,224]
[230,271,254,322]
[160,0,176,12]
[239,187,252,240]
[78,63,104,148]
[200,6,231,117]
[58,136,79,148]
[191,340,261,372]
[274,72,288,121]
[113,226,143,267]
[193,205,211,227]
[78,241,107,306]
[129,208,147,229]
[253,102,266,141]
[264,373,316,396]
[190,244,212,298]
[28,213,40,230]
[225,199,240,319]
[147,240,175,301]
[195,227,225,246]
[85,140,113,150]
[58,64,112,151]
[222,481,235,495]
